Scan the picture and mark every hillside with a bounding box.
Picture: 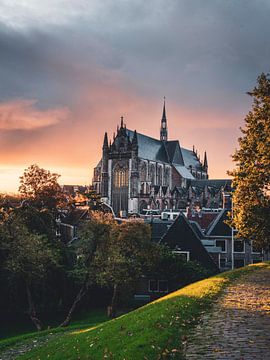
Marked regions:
[5,263,270,359]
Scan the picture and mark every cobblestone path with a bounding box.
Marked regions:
[185,267,270,360]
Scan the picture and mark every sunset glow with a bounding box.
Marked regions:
[0,0,268,192]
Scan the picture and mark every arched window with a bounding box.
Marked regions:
[149,164,155,184]
[140,162,147,182]
[164,167,170,186]
[157,166,163,185]
[113,167,128,188]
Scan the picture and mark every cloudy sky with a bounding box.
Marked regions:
[0,0,269,192]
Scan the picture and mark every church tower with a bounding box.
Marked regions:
[160,98,168,142]
[101,132,109,197]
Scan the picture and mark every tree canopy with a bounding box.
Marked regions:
[230,73,270,249]
[19,164,65,210]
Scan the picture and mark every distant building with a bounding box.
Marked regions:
[92,101,231,216]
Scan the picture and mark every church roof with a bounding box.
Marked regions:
[173,165,195,179]
[165,141,184,165]
[127,130,169,162]
[126,130,201,173]
[181,148,202,170]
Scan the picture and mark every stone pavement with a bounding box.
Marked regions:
[185,267,270,360]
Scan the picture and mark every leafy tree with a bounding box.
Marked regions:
[19,164,65,211]
[60,211,115,327]
[1,214,58,331]
[94,221,154,318]
[229,73,270,249]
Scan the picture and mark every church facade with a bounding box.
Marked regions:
[92,102,230,216]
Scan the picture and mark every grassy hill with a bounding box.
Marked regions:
[6,262,270,359]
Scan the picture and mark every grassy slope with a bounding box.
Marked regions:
[16,262,270,360]
[0,310,108,353]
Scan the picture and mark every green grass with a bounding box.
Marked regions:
[0,309,108,353]
[14,262,269,360]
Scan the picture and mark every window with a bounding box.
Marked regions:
[251,241,262,254]
[234,258,245,268]
[173,251,190,261]
[149,280,158,292]
[219,258,226,268]
[113,168,128,188]
[216,239,226,253]
[234,240,245,253]
[140,162,147,182]
[148,280,168,293]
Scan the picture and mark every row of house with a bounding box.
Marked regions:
[57,194,269,301]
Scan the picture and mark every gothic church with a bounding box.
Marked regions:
[92,102,229,216]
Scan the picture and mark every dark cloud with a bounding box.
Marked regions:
[0,0,270,190]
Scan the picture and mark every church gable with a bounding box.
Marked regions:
[165,141,184,165]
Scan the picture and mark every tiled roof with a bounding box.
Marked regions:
[206,209,231,236]
[187,211,219,232]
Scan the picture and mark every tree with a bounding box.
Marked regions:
[1,214,58,331]
[94,221,154,318]
[19,164,65,211]
[60,211,114,327]
[229,73,270,249]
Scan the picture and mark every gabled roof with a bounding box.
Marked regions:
[206,209,231,236]
[187,211,219,231]
[190,221,205,238]
[165,141,184,165]
[160,213,219,272]
[145,218,174,242]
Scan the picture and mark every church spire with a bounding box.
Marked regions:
[203,151,208,170]
[102,132,108,150]
[160,97,168,141]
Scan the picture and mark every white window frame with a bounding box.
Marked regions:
[219,257,227,268]
[233,240,245,254]
[215,239,227,253]
[173,250,190,261]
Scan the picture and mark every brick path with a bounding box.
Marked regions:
[185,267,270,360]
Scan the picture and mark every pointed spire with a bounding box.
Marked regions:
[162,97,167,121]
[192,145,195,153]
[160,97,168,141]
[132,129,138,148]
[120,116,124,128]
[203,151,208,169]
[102,132,108,150]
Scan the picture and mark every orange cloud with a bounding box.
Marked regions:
[0,99,70,130]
